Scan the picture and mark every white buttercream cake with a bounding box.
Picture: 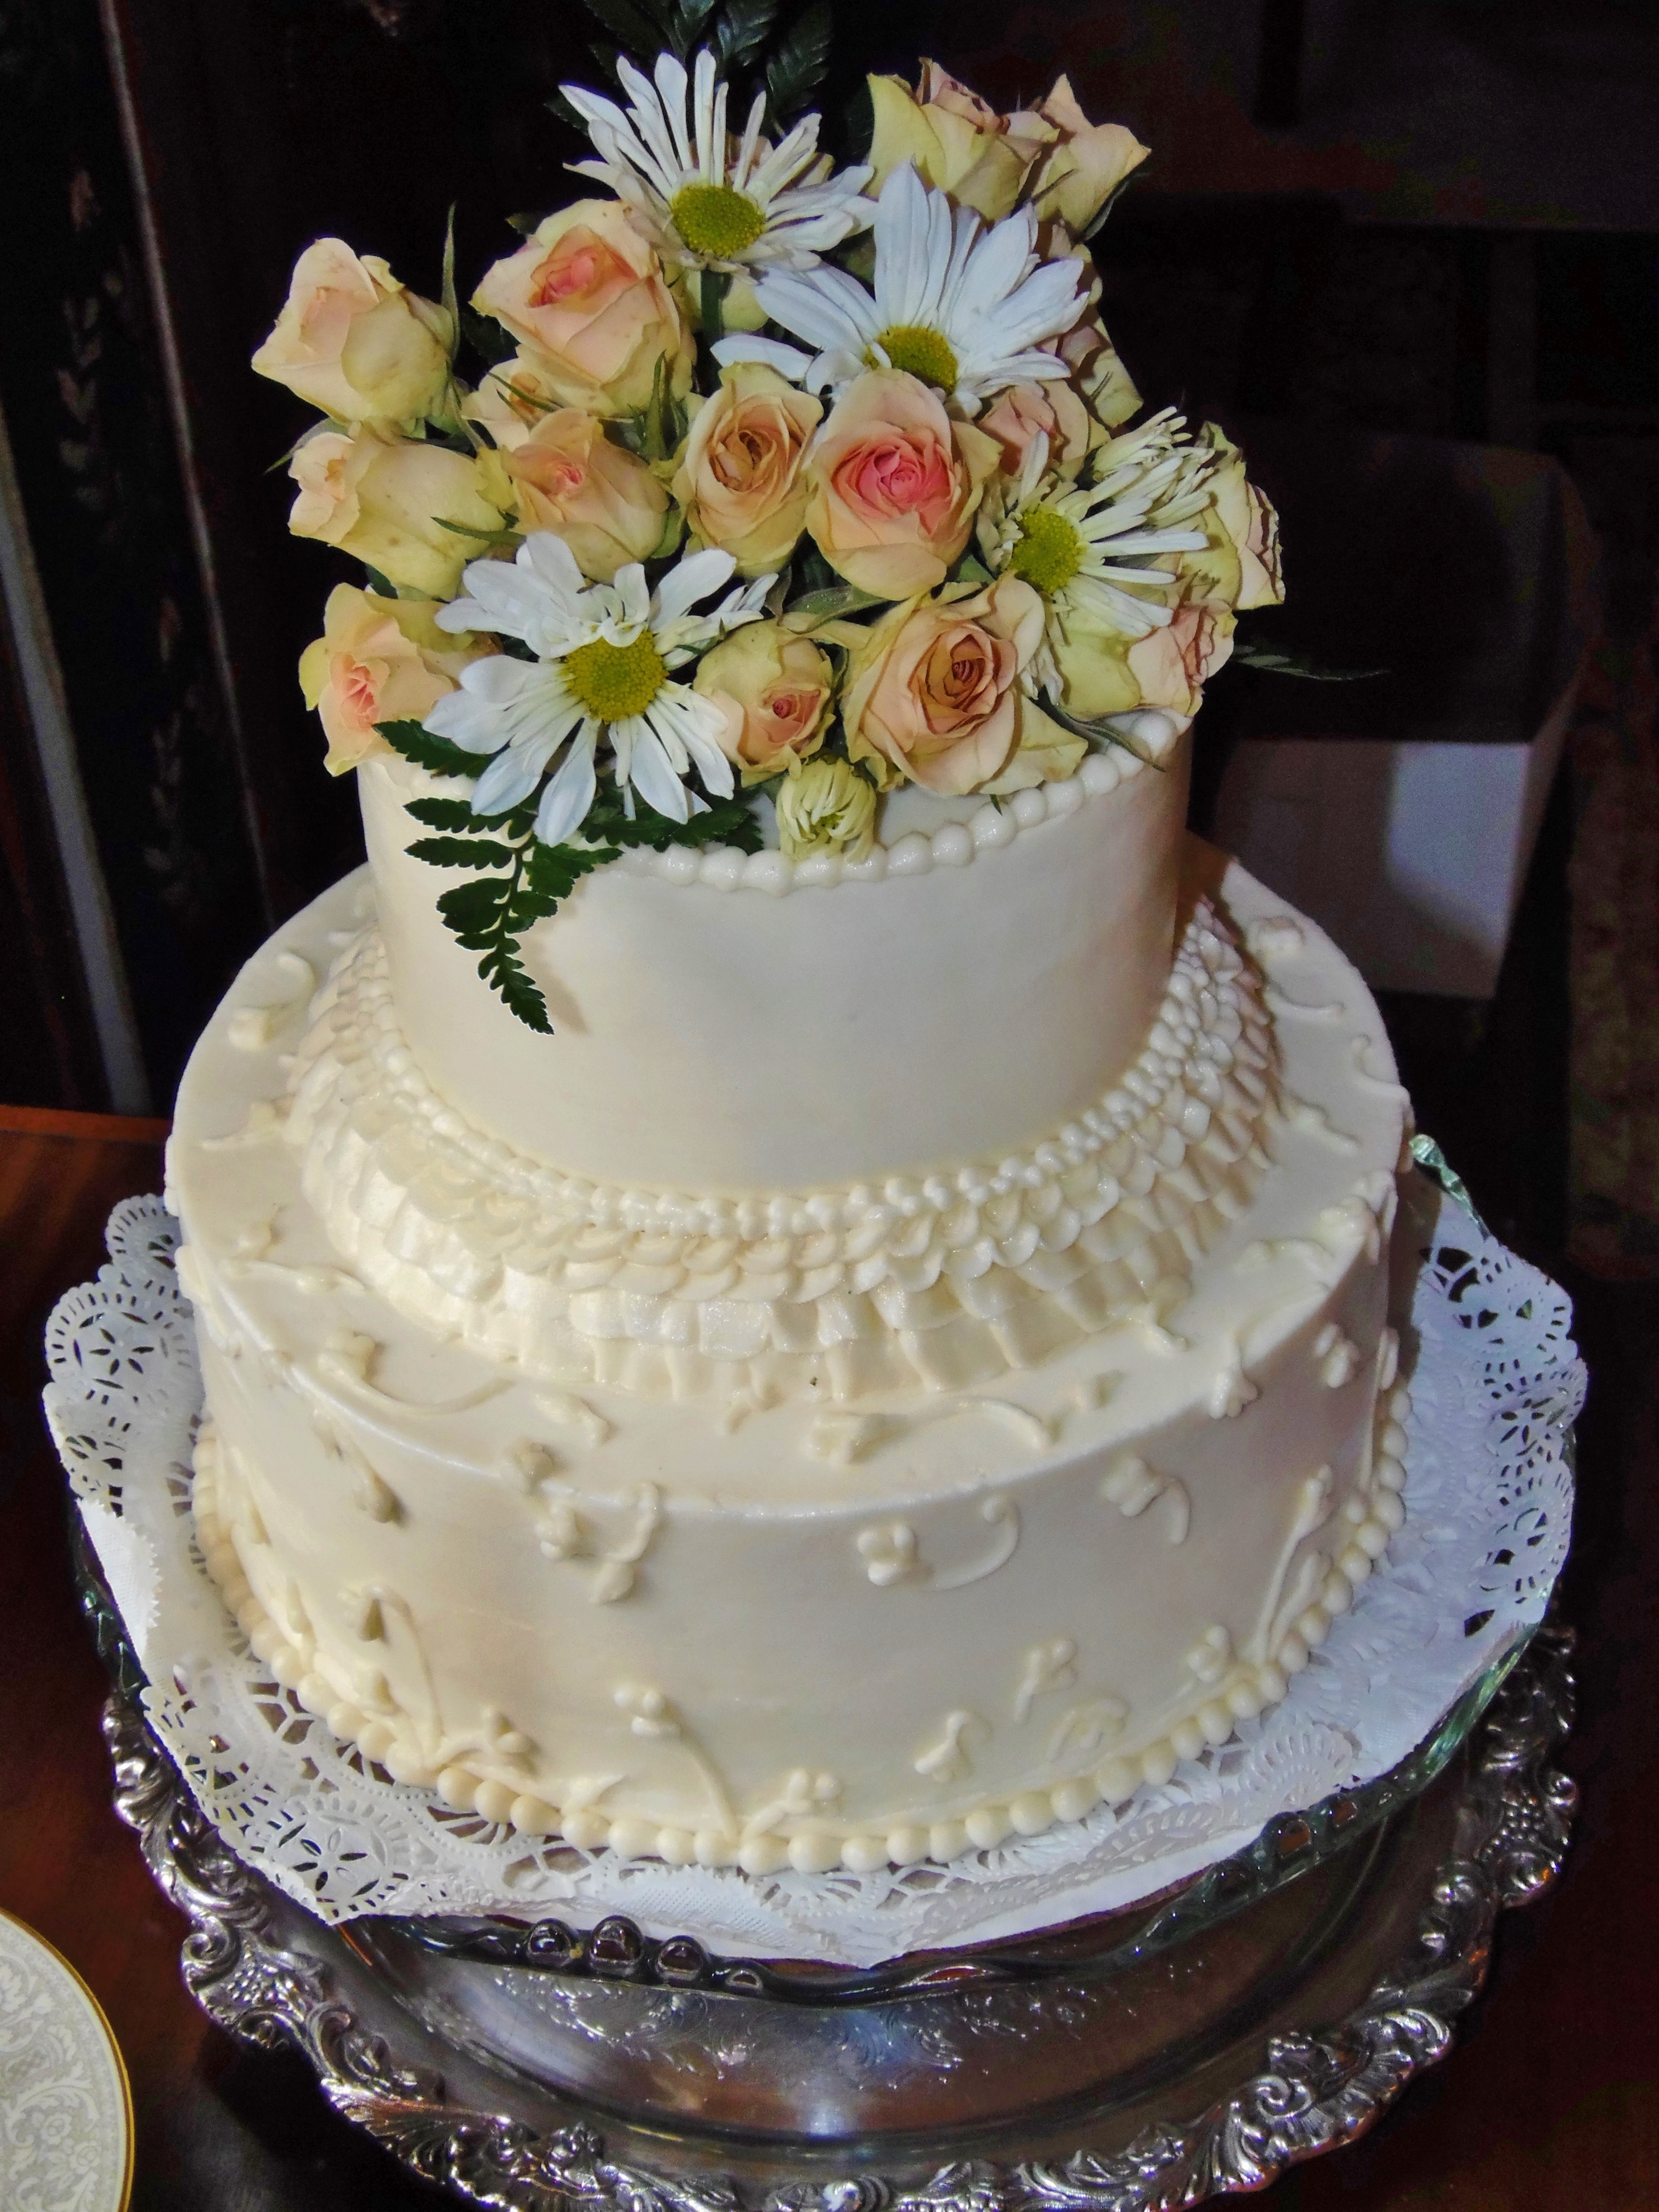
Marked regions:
[165,726,1413,1879]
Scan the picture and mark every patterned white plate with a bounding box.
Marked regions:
[0,1911,132,2212]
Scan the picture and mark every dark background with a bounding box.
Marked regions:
[4,0,1658,1133]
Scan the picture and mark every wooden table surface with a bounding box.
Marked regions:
[3,990,1657,2206]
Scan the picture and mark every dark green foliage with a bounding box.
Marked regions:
[1043,700,1167,768]
[765,2,833,126]
[550,0,834,130]
[378,719,481,779]
[398,762,761,1031]
[1230,642,1386,681]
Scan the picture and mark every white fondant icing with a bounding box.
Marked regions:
[170,849,1410,1863]
[357,737,1181,1192]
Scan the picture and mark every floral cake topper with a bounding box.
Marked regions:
[257,9,1282,1031]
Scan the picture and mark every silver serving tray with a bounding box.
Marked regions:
[105,1623,1575,2208]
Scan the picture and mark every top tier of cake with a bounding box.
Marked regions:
[359,730,1191,1197]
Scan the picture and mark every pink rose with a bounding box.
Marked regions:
[806,371,999,600]
[979,379,1094,480]
[298,583,493,773]
[844,575,1046,793]
[1126,604,1236,718]
[471,201,692,418]
[480,408,668,581]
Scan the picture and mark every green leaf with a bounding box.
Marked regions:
[404,796,484,832]
[572,0,664,64]
[1042,700,1167,769]
[952,552,994,585]
[441,205,460,344]
[434,514,523,546]
[713,0,779,69]
[406,836,519,870]
[1231,641,1387,682]
[378,719,482,779]
[483,942,552,1034]
[765,0,832,126]
[459,306,518,368]
[785,582,884,623]
[436,875,512,940]
[362,564,398,597]
[1080,159,1148,243]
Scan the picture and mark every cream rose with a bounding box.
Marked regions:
[253,239,452,427]
[298,583,492,773]
[843,575,1047,794]
[471,201,692,419]
[478,408,668,581]
[979,379,1094,480]
[775,757,878,863]
[1194,426,1284,611]
[1050,614,1142,721]
[287,430,507,599]
[673,365,821,577]
[806,371,999,601]
[692,623,833,782]
[1059,317,1142,431]
[1126,603,1236,718]
[1028,79,1149,236]
[866,63,1054,221]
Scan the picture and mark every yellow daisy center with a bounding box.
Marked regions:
[670,183,767,259]
[563,633,667,722]
[1008,507,1086,597]
[871,324,959,391]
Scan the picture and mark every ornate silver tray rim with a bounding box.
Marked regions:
[105,1624,1576,2211]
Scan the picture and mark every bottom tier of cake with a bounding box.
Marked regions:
[167,852,1411,1873]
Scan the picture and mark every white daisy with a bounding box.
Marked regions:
[980,409,1218,693]
[713,161,1087,412]
[427,533,772,842]
[562,50,872,274]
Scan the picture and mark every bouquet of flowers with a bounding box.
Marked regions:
[256,10,1283,1030]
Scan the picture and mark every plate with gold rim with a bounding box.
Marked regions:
[0,1908,134,2212]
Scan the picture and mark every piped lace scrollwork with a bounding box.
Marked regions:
[284,897,1278,1406]
[44,1174,1579,1969]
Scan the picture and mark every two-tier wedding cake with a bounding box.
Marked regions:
[165,42,1411,1880]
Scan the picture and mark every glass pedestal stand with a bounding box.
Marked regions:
[101,1622,1574,2210]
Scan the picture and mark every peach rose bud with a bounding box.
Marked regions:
[844,575,1046,794]
[693,622,834,783]
[479,408,668,581]
[253,239,451,426]
[806,370,1000,601]
[673,365,822,577]
[287,429,507,600]
[1029,79,1149,236]
[298,583,493,773]
[471,200,693,420]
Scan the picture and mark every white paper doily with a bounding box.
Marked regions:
[44,1172,1580,1969]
